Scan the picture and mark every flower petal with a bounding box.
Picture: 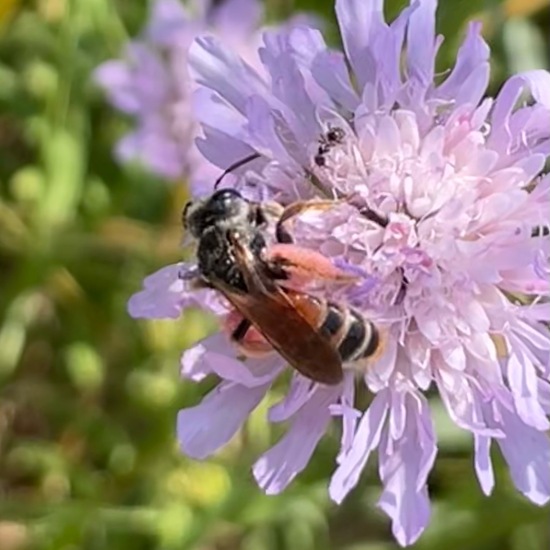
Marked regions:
[268,374,317,422]
[259,29,321,142]
[377,391,436,547]
[116,121,184,178]
[178,380,271,459]
[145,0,193,46]
[181,332,284,386]
[209,0,263,39]
[253,385,341,494]
[195,125,260,175]
[329,389,389,503]
[474,434,494,496]
[127,263,226,319]
[311,50,359,112]
[506,345,549,431]
[94,60,141,114]
[436,368,504,438]
[128,263,188,319]
[331,373,359,459]
[335,0,384,90]
[189,35,267,114]
[406,0,437,94]
[490,70,550,153]
[436,22,489,103]
[494,405,550,505]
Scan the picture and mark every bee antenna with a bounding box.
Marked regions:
[214,153,262,189]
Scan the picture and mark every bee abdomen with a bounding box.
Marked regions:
[337,310,366,362]
[326,305,380,362]
[361,322,380,358]
[318,301,381,363]
[319,303,345,337]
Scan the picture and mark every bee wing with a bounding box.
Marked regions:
[215,235,343,385]
[220,285,344,385]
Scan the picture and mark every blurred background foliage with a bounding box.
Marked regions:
[0,0,549,549]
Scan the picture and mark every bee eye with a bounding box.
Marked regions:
[209,188,244,215]
[213,188,241,203]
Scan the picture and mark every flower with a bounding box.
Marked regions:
[129,0,550,545]
[94,0,277,188]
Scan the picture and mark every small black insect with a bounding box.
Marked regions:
[314,126,346,167]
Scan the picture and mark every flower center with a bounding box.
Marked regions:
[309,111,493,315]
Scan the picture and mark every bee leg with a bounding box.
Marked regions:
[226,315,273,357]
[358,207,388,228]
[275,199,346,243]
[265,244,358,285]
[187,277,214,290]
[230,317,252,343]
[304,169,335,198]
[254,201,284,228]
[279,199,344,225]
[276,223,294,244]
[393,269,408,304]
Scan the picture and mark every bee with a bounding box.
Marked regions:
[314,126,346,167]
[183,184,384,386]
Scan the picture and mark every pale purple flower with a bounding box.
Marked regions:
[129,0,550,545]
[94,0,275,189]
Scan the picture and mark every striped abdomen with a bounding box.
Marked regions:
[317,301,380,363]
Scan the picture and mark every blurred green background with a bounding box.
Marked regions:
[0,1,549,549]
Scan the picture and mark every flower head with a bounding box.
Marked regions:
[94,0,299,189]
[129,0,550,545]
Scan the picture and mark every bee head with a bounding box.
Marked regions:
[182,189,253,237]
